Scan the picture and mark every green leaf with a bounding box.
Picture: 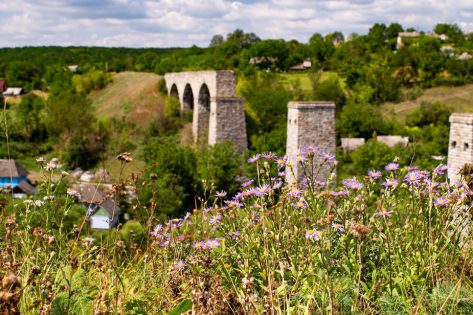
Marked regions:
[168,299,192,315]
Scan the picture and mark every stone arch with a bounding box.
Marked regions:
[193,84,211,142]
[183,84,194,111]
[170,84,179,99]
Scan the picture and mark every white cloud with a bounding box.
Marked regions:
[0,0,472,47]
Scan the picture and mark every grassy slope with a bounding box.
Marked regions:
[88,71,166,179]
[381,84,473,122]
[88,71,165,131]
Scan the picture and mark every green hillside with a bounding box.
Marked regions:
[88,71,165,130]
[381,84,473,122]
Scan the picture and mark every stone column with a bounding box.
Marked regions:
[447,113,473,184]
[208,97,247,152]
[286,101,336,185]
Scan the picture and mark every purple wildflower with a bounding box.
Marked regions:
[262,152,276,160]
[368,170,382,179]
[433,164,449,176]
[209,213,222,225]
[278,171,286,177]
[193,241,206,250]
[242,179,254,188]
[226,231,241,240]
[434,196,450,207]
[151,224,163,237]
[288,188,303,197]
[305,145,318,156]
[273,181,283,189]
[342,177,364,190]
[374,209,393,218]
[305,229,320,241]
[81,237,94,247]
[406,166,419,171]
[174,260,188,271]
[248,154,261,163]
[205,238,221,249]
[383,178,398,187]
[331,223,345,233]
[294,152,306,163]
[294,198,307,209]
[275,156,287,168]
[385,163,399,171]
[215,191,227,198]
[404,171,421,185]
[160,239,171,248]
[249,212,260,223]
[255,184,271,196]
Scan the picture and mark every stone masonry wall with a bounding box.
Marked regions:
[208,97,247,152]
[164,70,247,151]
[447,113,473,184]
[286,101,336,185]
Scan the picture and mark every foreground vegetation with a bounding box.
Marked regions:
[1,152,472,314]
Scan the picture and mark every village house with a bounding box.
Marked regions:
[289,59,312,71]
[3,87,22,96]
[0,80,6,93]
[73,183,122,230]
[0,159,36,198]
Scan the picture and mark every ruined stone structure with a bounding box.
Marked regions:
[447,113,473,184]
[164,70,247,151]
[286,101,336,185]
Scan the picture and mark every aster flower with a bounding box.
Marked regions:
[383,178,398,187]
[66,189,81,199]
[433,164,449,176]
[193,241,206,250]
[174,260,188,271]
[342,177,364,190]
[368,170,382,180]
[404,171,421,185]
[305,229,320,241]
[320,152,335,163]
[374,209,393,218]
[275,156,287,168]
[209,213,222,225]
[248,154,261,163]
[226,231,241,240]
[249,212,260,223]
[288,188,303,197]
[215,191,227,198]
[278,171,286,177]
[305,145,318,156]
[160,239,171,248]
[81,237,94,247]
[294,152,306,163]
[385,163,399,171]
[294,198,307,209]
[205,238,221,249]
[262,152,276,160]
[151,224,163,237]
[255,184,271,196]
[406,165,419,172]
[331,223,346,233]
[434,196,450,207]
[242,179,254,188]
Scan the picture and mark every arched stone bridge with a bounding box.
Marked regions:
[164,70,247,151]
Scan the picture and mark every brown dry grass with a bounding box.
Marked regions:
[89,71,165,131]
[381,84,473,122]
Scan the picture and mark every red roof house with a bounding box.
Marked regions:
[0,80,6,92]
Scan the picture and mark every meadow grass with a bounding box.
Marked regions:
[1,151,472,314]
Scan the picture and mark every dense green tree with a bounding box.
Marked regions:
[434,23,464,45]
[209,34,225,47]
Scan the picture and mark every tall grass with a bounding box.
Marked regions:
[1,149,472,314]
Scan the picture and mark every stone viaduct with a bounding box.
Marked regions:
[448,113,473,184]
[164,70,247,152]
[286,101,336,185]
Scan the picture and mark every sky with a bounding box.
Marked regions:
[0,0,472,48]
